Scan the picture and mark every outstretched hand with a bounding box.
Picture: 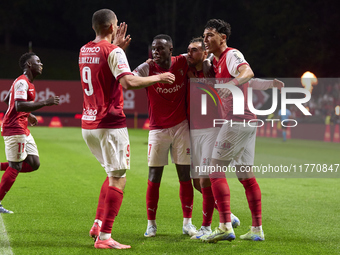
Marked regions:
[113,22,132,51]
[273,79,284,90]
[45,96,60,106]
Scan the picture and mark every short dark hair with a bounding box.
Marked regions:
[19,52,37,70]
[190,37,205,50]
[92,9,117,34]
[153,34,173,46]
[204,19,231,40]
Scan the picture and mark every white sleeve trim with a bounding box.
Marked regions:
[132,62,150,77]
[107,47,132,79]
[14,79,29,100]
[226,49,249,78]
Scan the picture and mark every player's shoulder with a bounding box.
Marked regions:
[133,62,150,77]
[171,55,188,68]
[14,75,29,88]
[226,47,243,57]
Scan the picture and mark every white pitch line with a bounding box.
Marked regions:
[0,214,14,255]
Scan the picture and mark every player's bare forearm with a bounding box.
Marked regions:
[120,73,175,90]
[233,64,254,85]
[15,96,60,112]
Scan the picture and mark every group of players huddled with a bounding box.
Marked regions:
[1,8,284,249]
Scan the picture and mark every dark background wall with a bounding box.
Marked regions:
[0,0,339,80]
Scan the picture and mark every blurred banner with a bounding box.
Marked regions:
[0,79,148,116]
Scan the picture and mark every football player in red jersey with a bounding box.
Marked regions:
[187,37,283,240]
[201,19,264,243]
[133,34,198,238]
[79,9,175,249]
[0,52,60,213]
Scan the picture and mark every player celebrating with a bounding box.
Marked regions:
[0,52,60,213]
[200,19,265,243]
[187,37,283,240]
[79,9,175,249]
[133,34,197,238]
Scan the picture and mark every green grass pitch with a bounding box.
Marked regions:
[0,127,339,254]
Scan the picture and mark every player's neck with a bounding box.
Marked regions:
[213,44,228,61]
[23,70,34,82]
[157,58,172,70]
[195,62,203,72]
[93,34,112,44]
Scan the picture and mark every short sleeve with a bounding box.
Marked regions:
[132,62,150,77]
[107,47,132,78]
[13,79,29,101]
[225,49,249,77]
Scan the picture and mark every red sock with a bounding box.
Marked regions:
[0,167,19,200]
[210,177,231,223]
[240,177,262,226]
[1,162,33,173]
[100,186,123,234]
[201,186,215,226]
[0,163,9,171]
[146,180,160,220]
[20,162,34,173]
[95,177,109,221]
[179,180,194,218]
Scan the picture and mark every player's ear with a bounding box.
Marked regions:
[26,60,32,68]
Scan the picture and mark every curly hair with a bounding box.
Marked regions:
[204,19,232,40]
[19,52,36,70]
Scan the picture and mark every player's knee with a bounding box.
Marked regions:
[31,162,40,171]
[192,179,201,192]
[9,163,22,172]
[148,167,163,183]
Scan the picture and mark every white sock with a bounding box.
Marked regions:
[99,232,111,240]
[94,219,102,228]
[251,225,262,232]
[219,222,232,231]
[183,218,192,226]
[148,220,156,227]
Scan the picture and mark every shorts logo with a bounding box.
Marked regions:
[186,148,190,155]
[215,142,231,150]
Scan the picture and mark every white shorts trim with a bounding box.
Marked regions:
[82,128,130,177]
[4,133,39,162]
[211,122,256,166]
[148,120,191,167]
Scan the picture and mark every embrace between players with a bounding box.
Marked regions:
[1,8,284,250]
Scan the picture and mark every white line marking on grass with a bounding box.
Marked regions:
[0,214,14,255]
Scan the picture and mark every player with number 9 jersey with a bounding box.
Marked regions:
[79,40,133,130]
